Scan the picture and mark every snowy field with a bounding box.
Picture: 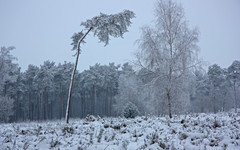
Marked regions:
[0,112,240,150]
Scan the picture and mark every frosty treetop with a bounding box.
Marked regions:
[71,10,135,49]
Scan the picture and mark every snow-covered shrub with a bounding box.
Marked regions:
[158,140,167,149]
[50,138,61,149]
[112,124,121,130]
[179,133,188,140]
[35,126,42,136]
[62,126,74,135]
[213,118,221,128]
[147,132,159,145]
[122,139,129,150]
[97,128,104,143]
[145,131,169,149]
[23,142,30,150]
[0,111,239,149]
[122,102,140,118]
[89,133,93,144]
[85,115,96,122]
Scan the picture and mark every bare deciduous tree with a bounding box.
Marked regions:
[136,0,199,118]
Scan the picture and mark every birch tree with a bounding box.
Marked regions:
[66,10,135,123]
[136,0,199,118]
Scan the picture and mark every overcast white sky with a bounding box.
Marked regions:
[0,0,239,71]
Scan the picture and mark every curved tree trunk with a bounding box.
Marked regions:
[65,27,92,124]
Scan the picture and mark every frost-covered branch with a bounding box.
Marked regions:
[81,10,135,46]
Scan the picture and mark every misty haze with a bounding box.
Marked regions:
[0,0,239,149]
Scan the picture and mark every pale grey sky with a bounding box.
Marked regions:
[0,0,239,71]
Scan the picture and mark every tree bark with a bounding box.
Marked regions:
[106,88,109,116]
[109,88,113,116]
[233,81,237,113]
[28,92,31,120]
[59,84,63,119]
[93,84,97,115]
[65,27,93,123]
[167,89,172,118]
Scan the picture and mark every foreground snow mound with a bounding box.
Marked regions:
[0,112,239,150]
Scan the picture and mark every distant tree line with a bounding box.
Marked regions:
[0,46,239,123]
[115,61,240,116]
[1,47,121,122]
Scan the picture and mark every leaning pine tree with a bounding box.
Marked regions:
[66,10,135,123]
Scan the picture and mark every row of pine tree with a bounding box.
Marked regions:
[1,46,239,123]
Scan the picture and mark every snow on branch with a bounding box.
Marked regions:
[81,10,135,46]
[71,31,85,51]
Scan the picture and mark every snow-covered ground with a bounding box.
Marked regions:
[0,112,239,150]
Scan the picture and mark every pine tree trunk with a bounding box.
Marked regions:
[109,88,113,116]
[28,92,31,120]
[60,92,63,119]
[106,88,109,116]
[82,91,86,117]
[31,102,34,120]
[213,95,217,114]
[16,92,19,121]
[43,87,47,120]
[167,90,172,118]
[59,84,62,119]
[65,27,92,123]
[38,93,40,120]
[233,81,237,113]
[93,84,97,115]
